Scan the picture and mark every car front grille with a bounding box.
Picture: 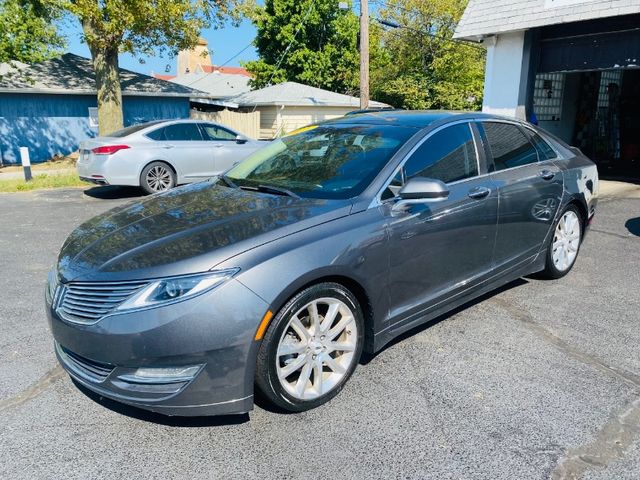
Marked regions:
[56,343,114,383]
[57,280,148,324]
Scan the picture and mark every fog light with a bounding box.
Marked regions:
[117,365,203,384]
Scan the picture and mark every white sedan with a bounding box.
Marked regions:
[77,120,263,193]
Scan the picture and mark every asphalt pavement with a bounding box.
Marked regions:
[0,184,638,480]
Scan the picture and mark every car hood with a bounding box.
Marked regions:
[57,181,351,282]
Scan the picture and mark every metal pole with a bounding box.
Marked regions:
[19,147,32,182]
[359,0,369,110]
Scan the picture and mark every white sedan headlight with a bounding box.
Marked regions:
[116,269,239,312]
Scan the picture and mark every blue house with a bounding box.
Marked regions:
[0,53,203,164]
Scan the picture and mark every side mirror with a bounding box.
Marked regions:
[398,177,449,201]
[235,134,248,144]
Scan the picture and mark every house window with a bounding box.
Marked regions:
[88,108,99,128]
[533,73,564,122]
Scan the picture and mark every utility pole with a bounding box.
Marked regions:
[359,0,369,110]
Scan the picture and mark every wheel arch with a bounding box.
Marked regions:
[565,195,589,236]
[139,159,178,183]
[265,271,377,354]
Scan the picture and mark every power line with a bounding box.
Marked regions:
[252,0,317,115]
[266,0,316,88]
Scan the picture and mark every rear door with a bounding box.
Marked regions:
[477,121,564,272]
[199,123,257,173]
[148,123,213,181]
[384,122,499,325]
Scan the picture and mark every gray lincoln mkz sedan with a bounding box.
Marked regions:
[46,111,598,416]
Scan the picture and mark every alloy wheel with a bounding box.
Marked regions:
[146,165,173,192]
[276,298,358,401]
[552,210,581,272]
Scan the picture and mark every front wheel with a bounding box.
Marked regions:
[255,283,364,412]
[140,161,176,194]
[540,205,583,279]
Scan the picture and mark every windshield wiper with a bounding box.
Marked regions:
[257,185,300,198]
[217,174,238,188]
[238,184,300,198]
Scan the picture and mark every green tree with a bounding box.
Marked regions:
[0,0,64,64]
[55,0,242,135]
[372,0,485,110]
[245,0,366,95]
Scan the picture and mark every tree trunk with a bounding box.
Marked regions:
[89,44,124,135]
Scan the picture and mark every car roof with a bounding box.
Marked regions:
[324,110,533,129]
[326,110,461,128]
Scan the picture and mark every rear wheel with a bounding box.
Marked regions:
[255,283,364,412]
[540,205,583,279]
[140,161,176,194]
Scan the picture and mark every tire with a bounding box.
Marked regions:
[255,282,364,412]
[540,205,583,279]
[140,161,176,194]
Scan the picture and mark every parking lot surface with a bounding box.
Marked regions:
[1,185,639,480]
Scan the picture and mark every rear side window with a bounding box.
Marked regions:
[403,123,478,184]
[481,122,539,171]
[146,123,203,141]
[108,121,163,138]
[528,131,558,160]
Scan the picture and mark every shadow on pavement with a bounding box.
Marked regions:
[83,185,144,200]
[72,379,250,427]
[360,278,530,365]
[625,217,640,237]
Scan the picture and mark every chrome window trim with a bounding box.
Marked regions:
[476,118,565,161]
[370,120,481,208]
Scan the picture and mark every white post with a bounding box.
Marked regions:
[19,147,32,181]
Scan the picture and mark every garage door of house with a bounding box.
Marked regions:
[533,14,640,178]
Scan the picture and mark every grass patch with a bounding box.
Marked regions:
[0,171,87,193]
[0,157,77,173]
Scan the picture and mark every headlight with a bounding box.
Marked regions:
[45,267,60,305]
[115,269,238,312]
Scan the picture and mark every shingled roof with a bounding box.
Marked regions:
[166,72,251,98]
[229,81,389,108]
[0,53,205,97]
[454,0,640,40]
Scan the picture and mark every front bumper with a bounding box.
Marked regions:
[47,278,269,416]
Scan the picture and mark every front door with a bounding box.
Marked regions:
[477,121,564,272]
[384,122,498,326]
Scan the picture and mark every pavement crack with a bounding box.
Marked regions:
[550,396,640,480]
[0,365,64,412]
[589,228,636,240]
[488,297,640,479]
[488,297,640,389]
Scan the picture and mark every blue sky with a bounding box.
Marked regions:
[60,18,259,76]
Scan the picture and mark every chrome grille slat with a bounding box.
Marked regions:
[62,305,110,315]
[63,298,120,309]
[57,280,148,324]
[65,284,147,291]
[64,290,133,298]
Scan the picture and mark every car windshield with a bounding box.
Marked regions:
[107,121,164,138]
[225,124,417,199]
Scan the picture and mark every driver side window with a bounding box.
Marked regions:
[404,123,478,185]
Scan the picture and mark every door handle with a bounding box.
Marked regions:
[162,145,175,149]
[539,170,556,180]
[468,186,491,199]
